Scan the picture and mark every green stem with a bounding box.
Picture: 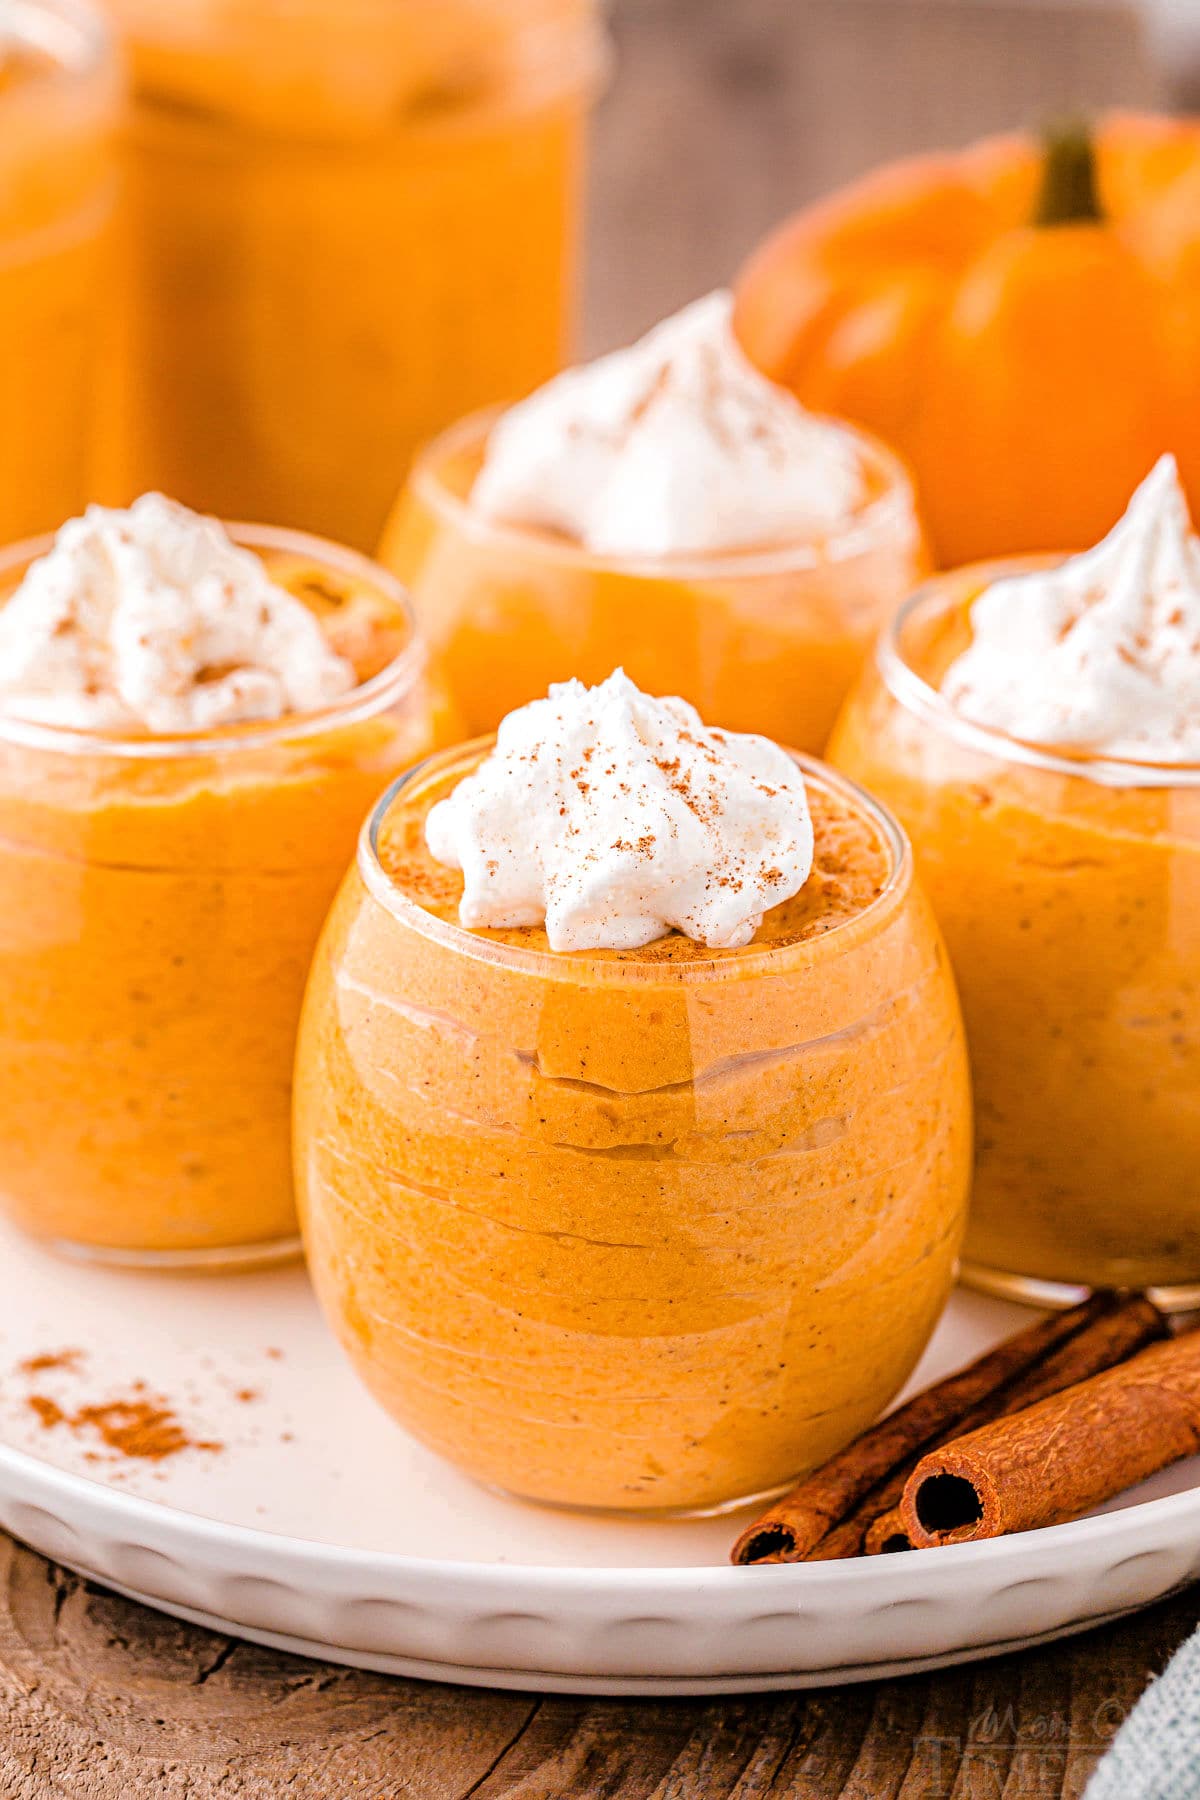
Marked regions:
[1033,121,1103,227]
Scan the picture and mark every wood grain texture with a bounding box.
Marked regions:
[0,1533,1195,1798]
[586,0,1163,351]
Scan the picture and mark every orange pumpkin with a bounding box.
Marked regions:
[734,115,1200,567]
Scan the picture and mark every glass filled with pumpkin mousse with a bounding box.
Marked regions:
[0,493,448,1267]
[830,456,1200,1302]
[379,291,925,752]
[295,672,970,1513]
[102,0,606,550]
[0,0,119,542]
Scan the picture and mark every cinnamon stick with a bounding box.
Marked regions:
[864,1507,912,1555]
[730,1292,1118,1565]
[807,1292,1166,1561]
[902,1328,1200,1548]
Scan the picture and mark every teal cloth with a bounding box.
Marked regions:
[1087,1623,1200,1800]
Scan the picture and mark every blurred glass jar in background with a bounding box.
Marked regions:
[101,0,608,549]
[0,0,119,541]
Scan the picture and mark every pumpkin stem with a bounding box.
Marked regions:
[1034,121,1103,226]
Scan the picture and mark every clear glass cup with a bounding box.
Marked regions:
[0,525,455,1269]
[378,409,927,752]
[0,0,120,541]
[100,0,608,550]
[828,561,1200,1305]
[294,742,971,1514]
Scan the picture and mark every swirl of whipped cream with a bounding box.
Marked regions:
[0,493,356,734]
[425,669,814,951]
[470,291,865,559]
[943,456,1200,763]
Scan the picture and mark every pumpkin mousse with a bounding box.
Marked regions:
[103,0,604,548]
[0,0,118,543]
[829,456,1200,1295]
[295,672,970,1512]
[0,494,447,1265]
[380,292,925,751]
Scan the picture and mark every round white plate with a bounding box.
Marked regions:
[0,1216,1197,1695]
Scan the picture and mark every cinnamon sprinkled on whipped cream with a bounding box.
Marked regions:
[944,456,1200,762]
[471,291,865,559]
[0,493,356,734]
[424,670,814,951]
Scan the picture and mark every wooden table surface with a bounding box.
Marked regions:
[4,4,1191,1794]
[1,1532,1195,1798]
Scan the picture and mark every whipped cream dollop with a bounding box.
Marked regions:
[943,456,1200,762]
[425,670,814,952]
[470,291,865,558]
[0,494,356,734]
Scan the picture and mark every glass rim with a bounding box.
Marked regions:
[877,559,1200,791]
[406,405,920,582]
[356,736,913,984]
[108,0,606,39]
[7,0,117,84]
[0,520,426,761]
[112,1,610,127]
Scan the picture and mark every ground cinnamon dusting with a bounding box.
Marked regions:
[27,1395,65,1429]
[25,1390,223,1461]
[18,1348,82,1375]
[381,772,890,960]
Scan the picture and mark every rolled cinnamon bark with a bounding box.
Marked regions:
[730,1292,1118,1565]
[807,1293,1166,1561]
[971,1294,1166,1418]
[864,1507,913,1555]
[902,1328,1200,1548]
[802,1509,881,1561]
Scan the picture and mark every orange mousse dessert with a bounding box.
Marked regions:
[103,0,607,549]
[830,456,1200,1298]
[295,672,970,1512]
[0,0,119,541]
[0,494,449,1266]
[380,292,925,750]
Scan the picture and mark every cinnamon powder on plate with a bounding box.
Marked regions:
[18,1348,82,1375]
[23,1380,222,1462]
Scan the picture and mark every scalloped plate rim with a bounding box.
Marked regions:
[1,1428,1200,1591]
